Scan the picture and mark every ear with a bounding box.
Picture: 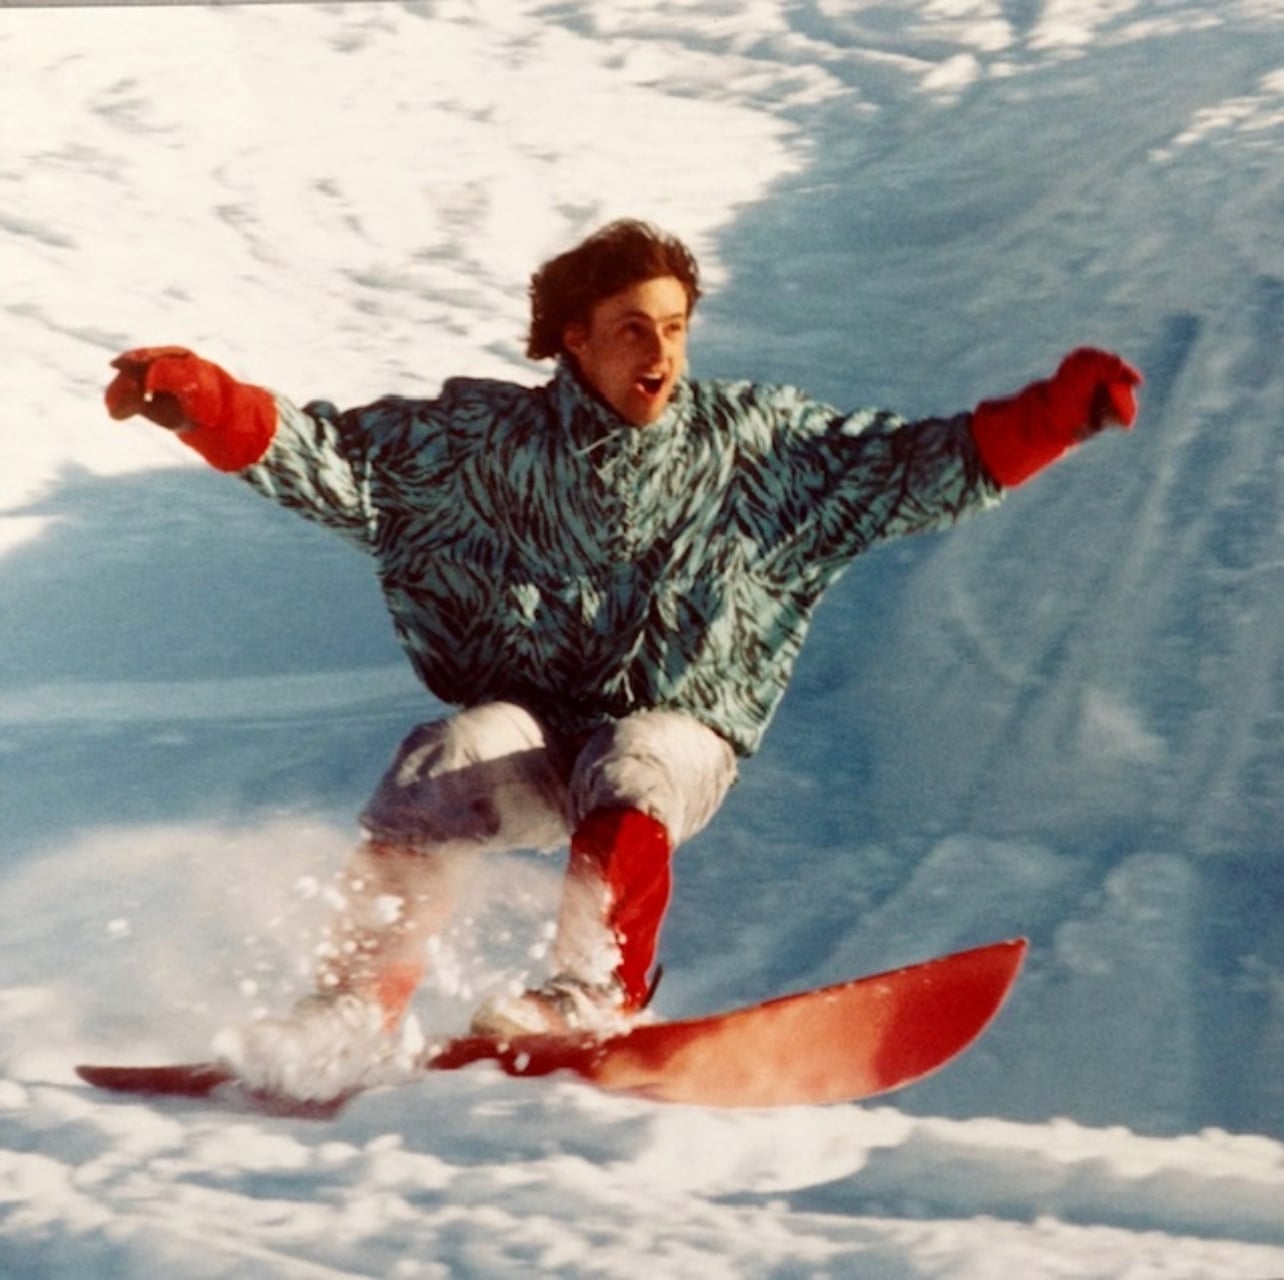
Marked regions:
[562,321,589,361]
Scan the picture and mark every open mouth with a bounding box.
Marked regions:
[637,373,666,396]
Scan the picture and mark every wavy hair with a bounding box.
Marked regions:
[526,220,702,361]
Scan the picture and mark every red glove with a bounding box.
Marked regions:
[105,346,276,472]
[970,347,1142,487]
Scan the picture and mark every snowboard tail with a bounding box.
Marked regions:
[77,937,1027,1114]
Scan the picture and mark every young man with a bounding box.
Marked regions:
[106,219,1142,1097]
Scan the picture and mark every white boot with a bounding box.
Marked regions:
[470,974,642,1039]
[213,991,424,1103]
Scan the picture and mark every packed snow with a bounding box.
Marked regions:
[2,1,1282,1276]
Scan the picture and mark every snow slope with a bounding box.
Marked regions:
[1,1,1282,1275]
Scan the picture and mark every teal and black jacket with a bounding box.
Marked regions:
[239,361,1002,756]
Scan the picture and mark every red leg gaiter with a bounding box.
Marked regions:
[566,807,673,1010]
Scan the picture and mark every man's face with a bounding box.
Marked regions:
[563,275,691,427]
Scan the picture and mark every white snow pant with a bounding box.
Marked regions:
[360,701,738,854]
[337,702,738,1013]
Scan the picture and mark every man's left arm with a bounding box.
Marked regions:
[796,346,1142,564]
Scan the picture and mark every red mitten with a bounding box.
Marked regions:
[970,347,1142,487]
[105,346,276,472]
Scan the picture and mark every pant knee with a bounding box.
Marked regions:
[569,711,737,844]
[360,703,569,851]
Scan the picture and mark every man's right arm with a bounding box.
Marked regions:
[105,346,376,549]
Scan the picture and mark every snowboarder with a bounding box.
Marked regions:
[105,218,1141,1096]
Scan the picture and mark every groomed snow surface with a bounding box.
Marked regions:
[2,2,1282,1276]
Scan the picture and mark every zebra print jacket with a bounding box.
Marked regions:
[239,361,1002,756]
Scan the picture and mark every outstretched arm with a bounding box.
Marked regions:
[769,345,1142,572]
[105,346,377,548]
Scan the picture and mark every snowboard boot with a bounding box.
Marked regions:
[469,972,636,1039]
[214,988,424,1103]
[470,807,673,1038]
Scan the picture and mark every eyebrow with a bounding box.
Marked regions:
[618,310,688,324]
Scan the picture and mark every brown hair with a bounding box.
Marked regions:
[526,219,702,360]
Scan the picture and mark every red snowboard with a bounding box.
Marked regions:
[77,938,1026,1115]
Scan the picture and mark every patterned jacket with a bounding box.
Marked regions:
[239,361,1002,756]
